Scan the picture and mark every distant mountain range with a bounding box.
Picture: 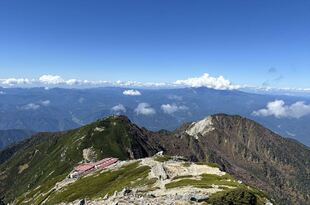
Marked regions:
[0,114,309,204]
[0,86,309,147]
[0,129,34,150]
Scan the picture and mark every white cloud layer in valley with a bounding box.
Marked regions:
[161,104,188,114]
[20,103,41,110]
[134,103,156,115]
[253,100,310,119]
[19,100,51,111]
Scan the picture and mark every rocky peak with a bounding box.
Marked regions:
[159,114,310,204]
[186,116,215,139]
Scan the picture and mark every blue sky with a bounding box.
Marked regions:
[0,0,309,89]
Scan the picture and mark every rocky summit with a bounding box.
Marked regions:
[0,114,309,205]
[46,154,271,205]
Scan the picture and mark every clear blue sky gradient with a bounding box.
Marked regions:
[0,0,309,88]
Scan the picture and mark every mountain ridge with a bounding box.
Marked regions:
[0,129,34,150]
[175,114,310,204]
[0,86,309,146]
[0,114,309,204]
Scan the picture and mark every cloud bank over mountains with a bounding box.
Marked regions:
[1,73,309,93]
[1,78,31,85]
[0,73,241,90]
[0,75,165,88]
[253,100,310,119]
[174,73,240,90]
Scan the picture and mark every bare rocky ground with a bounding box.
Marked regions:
[56,153,272,205]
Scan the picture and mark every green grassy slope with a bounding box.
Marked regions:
[45,161,152,204]
[0,116,158,204]
[40,159,269,205]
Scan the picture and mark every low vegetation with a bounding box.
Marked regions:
[153,155,172,162]
[166,173,238,189]
[166,172,268,204]
[205,187,267,205]
[172,175,193,180]
[45,161,152,204]
[1,116,148,204]
[195,161,221,168]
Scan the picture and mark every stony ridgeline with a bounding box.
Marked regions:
[45,154,272,205]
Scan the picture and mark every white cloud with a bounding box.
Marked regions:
[252,100,310,119]
[111,104,127,114]
[66,79,91,86]
[1,73,310,92]
[0,91,5,95]
[135,103,156,115]
[21,103,40,110]
[174,73,240,90]
[38,75,93,86]
[115,80,143,87]
[114,80,167,87]
[0,75,168,88]
[1,78,31,86]
[161,104,188,114]
[0,72,239,90]
[39,75,65,84]
[66,79,81,85]
[19,100,50,110]
[40,100,50,106]
[123,89,141,96]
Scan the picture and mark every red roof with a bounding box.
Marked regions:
[74,163,94,172]
[93,158,112,166]
[74,158,118,173]
[95,158,118,168]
